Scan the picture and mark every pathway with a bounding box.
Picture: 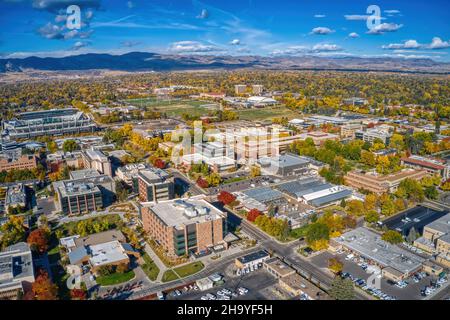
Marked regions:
[143,243,168,282]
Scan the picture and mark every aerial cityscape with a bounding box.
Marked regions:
[0,0,449,308]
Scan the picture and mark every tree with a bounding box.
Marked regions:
[365,210,380,223]
[406,227,418,244]
[153,158,166,169]
[345,200,365,216]
[62,139,80,153]
[247,209,262,222]
[360,150,376,167]
[424,186,438,200]
[250,165,261,178]
[382,230,403,244]
[70,289,87,300]
[305,222,330,247]
[217,191,236,206]
[27,228,50,254]
[205,173,222,187]
[328,257,344,274]
[196,177,209,188]
[0,216,27,249]
[31,270,58,300]
[364,193,377,211]
[329,277,355,300]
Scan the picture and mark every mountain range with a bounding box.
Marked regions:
[1,52,449,74]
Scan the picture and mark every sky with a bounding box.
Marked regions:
[0,0,449,61]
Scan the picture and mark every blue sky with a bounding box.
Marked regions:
[0,0,449,61]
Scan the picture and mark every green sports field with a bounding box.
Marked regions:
[124,97,219,118]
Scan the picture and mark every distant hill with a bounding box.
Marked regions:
[1,51,449,74]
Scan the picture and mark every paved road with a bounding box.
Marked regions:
[225,208,369,300]
[127,246,262,300]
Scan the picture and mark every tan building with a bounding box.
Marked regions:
[263,258,296,279]
[0,154,37,172]
[299,131,339,147]
[141,196,227,256]
[82,149,112,176]
[414,212,450,268]
[341,124,364,139]
[279,273,330,300]
[344,169,429,194]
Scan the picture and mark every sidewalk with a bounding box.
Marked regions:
[143,243,168,282]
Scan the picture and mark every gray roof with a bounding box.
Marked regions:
[258,153,309,169]
[0,242,34,285]
[74,230,126,247]
[310,189,352,207]
[68,246,89,265]
[334,227,425,274]
[242,187,284,203]
[426,212,450,235]
[276,178,331,198]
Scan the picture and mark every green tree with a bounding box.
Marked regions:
[381,230,403,244]
[62,140,80,153]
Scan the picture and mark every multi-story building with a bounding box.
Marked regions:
[414,213,450,268]
[298,131,340,147]
[234,84,247,95]
[141,196,227,256]
[2,109,96,139]
[138,167,174,203]
[252,85,264,95]
[341,123,364,139]
[53,181,103,215]
[0,153,37,172]
[116,163,150,192]
[355,128,392,145]
[82,149,112,176]
[53,169,115,215]
[5,183,27,212]
[344,169,429,194]
[0,242,35,300]
[401,155,449,180]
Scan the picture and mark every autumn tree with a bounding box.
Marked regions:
[328,257,344,274]
[382,230,404,244]
[31,270,58,300]
[247,208,262,222]
[27,228,50,254]
[217,191,236,206]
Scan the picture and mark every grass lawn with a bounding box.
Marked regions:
[289,224,310,239]
[161,270,179,283]
[223,176,247,184]
[96,270,135,286]
[141,253,160,281]
[173,261,204,278]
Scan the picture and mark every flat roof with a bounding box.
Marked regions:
[74,230,126,247]
[242,187,284,203]
[237,250,269,264]
[142,196,225,228]
[69,169,101,180]
[425,212,450,235]
[258,153,310,169]
[264,258,295,276]
[334,227,425,274]
[383,205,448,236]
[89,241,129,267]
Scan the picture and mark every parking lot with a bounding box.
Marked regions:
[166,268,278,301]
[310,251,447,300]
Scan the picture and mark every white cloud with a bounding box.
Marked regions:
[382,40,421,49]
[230,39,241,45]
[72,41,89,50]
[120,40,141,48]
[311,27,334,35]
[382,38,450,50]
[344,15,369,21]
[127,1,135,9]
[314,14,326,18]
[271,43,342,55]
[37,22,65,39]
[169,41,221,53]
[197,9,209,19]
[367,23,403,35]
[428,37,450,49]
[312,44,342,52]
[348,32,359,38]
